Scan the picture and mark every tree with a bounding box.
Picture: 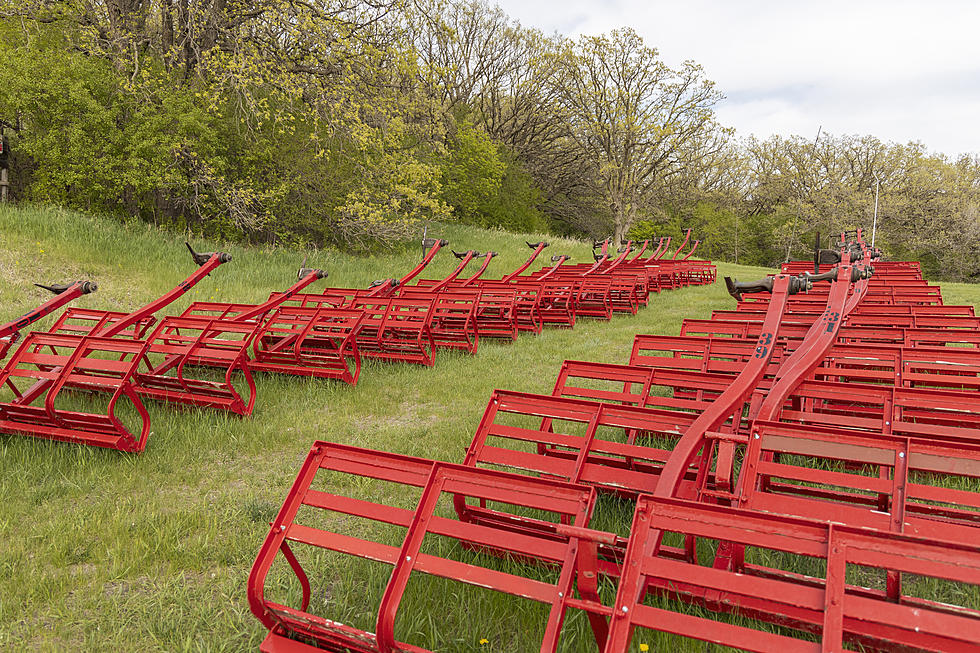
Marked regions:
[1,0,451,248]
[409,0,595,232]
[550,28,725,245]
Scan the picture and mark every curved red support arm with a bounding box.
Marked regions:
[754,266,853,424]
[0,281,96,341]
[430,251,476,292]
[459,252,497,287]
[580,253,609,277]
[655,236,672,260]
[600,241,634,274]
[733,263,872,510]
[537,256,569,280]
[234,269,326,322]
[100,251,230,338]
[393,239,447,288]
[579,239,613,277]
[502,243,548,282]
[247,444,322,633]
[654,274,797,499]
[644,237,667,262]
[628,240,649,262]
[671,228,693,260]
[681,240,702,261]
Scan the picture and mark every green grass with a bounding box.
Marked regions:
[0,203,977,652]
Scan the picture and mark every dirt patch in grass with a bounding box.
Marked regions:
[102,575,155,598]
[68,563,97,578]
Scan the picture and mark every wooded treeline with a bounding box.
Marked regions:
[1,0,977,279]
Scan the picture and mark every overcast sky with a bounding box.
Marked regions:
[492,0,980,157]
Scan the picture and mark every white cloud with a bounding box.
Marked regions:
[492,0,980,155]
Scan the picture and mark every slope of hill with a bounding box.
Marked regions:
[0,203,975,651]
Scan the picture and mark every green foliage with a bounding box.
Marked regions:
[1,26,129,207]
[0,22,271,233]
[0,6,455,250]
[481,152,547,233]
[440,122,505,222]
[439,124,546,232]
[630,202,798,267]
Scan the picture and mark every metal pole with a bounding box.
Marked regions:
[871,171,880,248]
[0,125,8,203]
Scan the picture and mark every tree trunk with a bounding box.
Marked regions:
[613,211,626,248]
[161,0,174,54]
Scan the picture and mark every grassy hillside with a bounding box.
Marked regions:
[0,204,976,652]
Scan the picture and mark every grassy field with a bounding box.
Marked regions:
[0,204,977,652]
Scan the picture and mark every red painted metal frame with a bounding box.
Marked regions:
[40,270,336,421]
[269,292,439,366]
[398,288,480,353]
[645,237,667,261]
[0,332,151,452]
[712,262,864,493]
[364,238,448,297]
[246,237,980,653]
[0,247,231,452]
[249,306,363,382]
[576,332,980,440]
[102,251,230,338]
[533,254,570,280]
[462,389,703,498]
[500,241,550,282]
[742,284,944,306]
[317,251,489,354]
[173,271,364,383]
[671,229,692,260]
[527,239,654,316]
[539,352,980,510]
[47,307,157,340]
[247,441,610,653]
[456,251,498,287]
[679,317,980,348]
[681,239,701,260]
[628,239,649,261]
[129,316,259,415]
[181,268,327,323]
[347,297,437,366]
[709,307,980,331]
[0,280,97,360]
[632,332,980,392]
[476,279,545,332]
[427,246,556,335]
[413,249,478,292]
[603,496,980,652]
[731,419,980,544]
[46,251,230,340]
[477,288,523,339]
[633,245,980,648]
[653,275,797,497]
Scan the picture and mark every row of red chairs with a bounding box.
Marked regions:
[0,235,714,453]
[245,229,980,652]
